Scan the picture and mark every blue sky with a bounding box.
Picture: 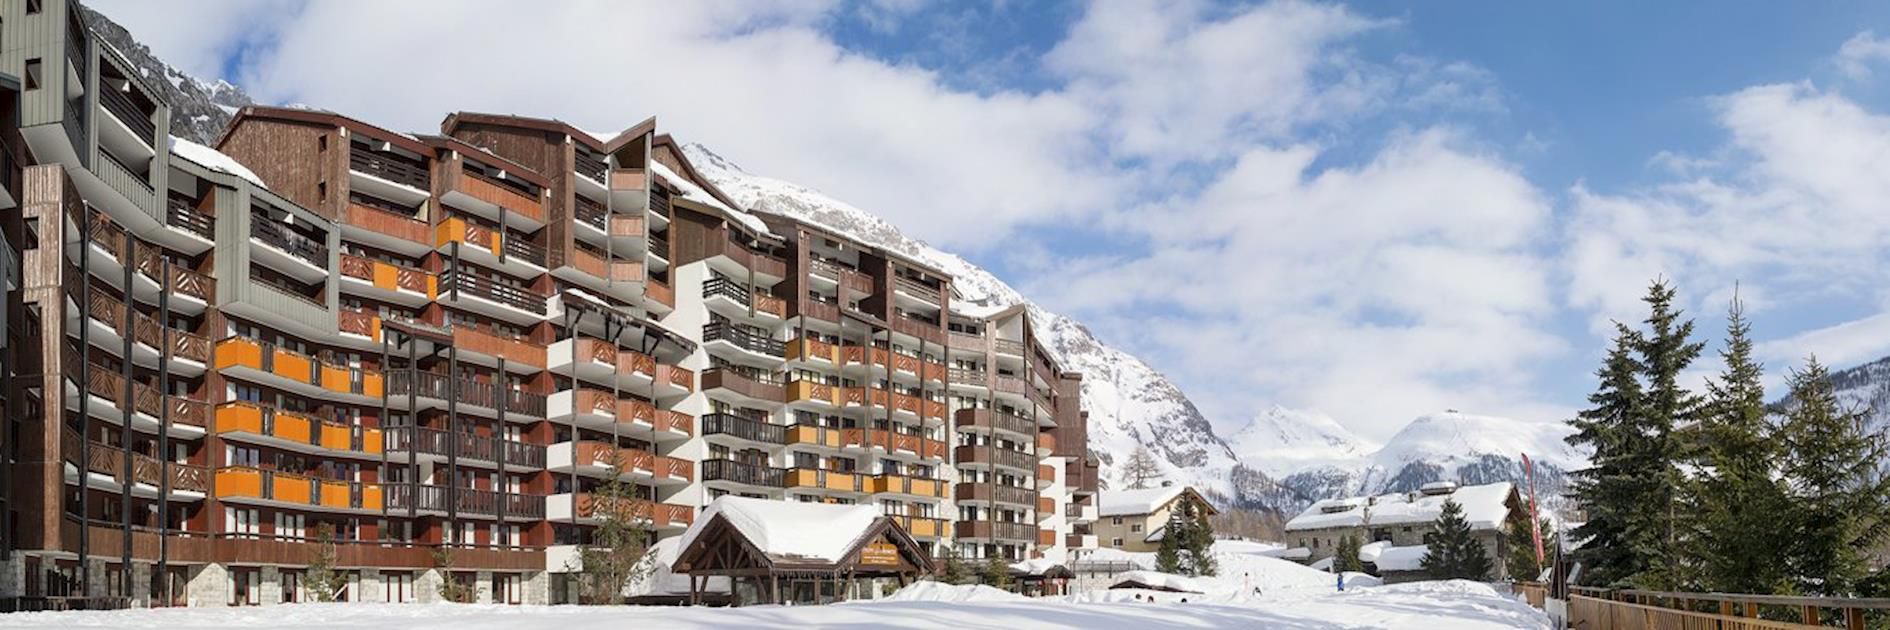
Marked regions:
[95,0,1890,440]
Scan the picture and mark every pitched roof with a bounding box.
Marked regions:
[1098,486,1217,517]
[676,496,881,564]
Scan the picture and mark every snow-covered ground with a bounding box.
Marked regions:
[0,541,1548,629]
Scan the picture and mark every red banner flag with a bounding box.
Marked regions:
[1523,452,1544,566]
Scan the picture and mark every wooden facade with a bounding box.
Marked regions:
[672,511,935,606]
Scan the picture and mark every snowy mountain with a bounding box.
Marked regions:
[79,4,254,145]
[1230,406,1377,478]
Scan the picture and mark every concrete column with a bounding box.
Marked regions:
[259,566,282,605]
[186,563,228,608]
[522,570,550,605]
[415,568,444,604]
[358,569,385,603]
[475,571,493,604]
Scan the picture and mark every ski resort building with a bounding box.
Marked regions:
[0,0,1099,608]
[1093,485,1218,553]
[1281,481,1525,580]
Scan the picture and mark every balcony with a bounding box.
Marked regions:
[349,148,430,195]
[164,197,213,243]
[892,315,946,347]
[385,370,548,419]
[344,202,432,255]
[703,277,785,322]
[702,322,785,360]
[954,483,1037,507]
[786,379,840,407]
[385,484,544,520]
[808,259,873,295]
[62,428,207,496]
[548,441,692,485]
[548,493,693,530]
[445,160,545,228]
[787,423,845,448]
[450,325,548,371]
[437,270,548,321]
[569,247,644,290]
[701,368,786,406]
[866,474,945,498]
[786,468,864,494]
[786,337,839,364]
[701,459,787,488]
[1037,432,1057,454]
[700,413,785,446]
[70,286,212,373]
[948,367,987,387]
[645,279,675,313]
[575,150,608,186]
[1066,533,1100,550]
[434,217,545,279]
[952,520,1036,543]
[215,467,384,513]
[954,444,1036,472]
[993,339,1025,357]
[799,299,840,324]
[954,409,1036,438]
[382,426,547,469]
[949,332,987,353]
[893,275,941,305]
[94,150,154,218]
[249,216,329,279]
[607,167,649,214]
[214,401,382,457]
[890,515,950,539]
[338,254,434,307]
[97,81,155,150]
[1038,464,1057,487]
[702,232,786,283]
[212,337,385,402]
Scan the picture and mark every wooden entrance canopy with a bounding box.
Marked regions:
[671,498,936,606]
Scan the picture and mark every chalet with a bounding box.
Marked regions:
[1282,481,1527,581]
[1095,485,1219,553]
[670,496,935,605]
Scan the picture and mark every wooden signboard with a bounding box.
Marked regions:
[860,541,900,567]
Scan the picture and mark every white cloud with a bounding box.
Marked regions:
[1027,129,1565,439]
[1836,31,1890,80]
[1757,313,1890,384]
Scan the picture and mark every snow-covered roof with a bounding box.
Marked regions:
[1284,481,1516,532]
[1357,540,1392,563]
[1373,545,1429,572]
[631,536,728,597]
[950,300,1016,321]
[169,136,266,187]
[1269,547,1312,560]
[1099,486,1190,517]
[676,496,881,563]
[1108,571,1206,593]
[648,160,775,238]
[1309,557,1334,571]
[1008,558,1066,576]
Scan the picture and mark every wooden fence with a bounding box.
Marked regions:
[1547,585,1890,630]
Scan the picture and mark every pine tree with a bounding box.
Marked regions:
[1123,447,1162,489]
[1335,535,1363,573]
[1690,294,1792,594]
[1630,280,1703,590]
[936,547,972,585]
[1778,357,1890,596]
[1156,505,1185,574]
[569,451,657,604]
[1421,498,1493,581]
[981,555,1014,589]
[1181,498,1218,576]
[304,522,348,602]
[1565,324,1647,586]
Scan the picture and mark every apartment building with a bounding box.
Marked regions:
[0,1,1095,608]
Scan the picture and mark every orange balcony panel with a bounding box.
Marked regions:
[214,467,263,498]
[435,217,503,257]
[272,349,312,383]
[213,402,264,434]
[1038,529,1056,546]
[787,380,839,406]
[787,337,838,364]
[786,468,819,488]
[362,484,384,511]
[787,425,841,448]
[645,280,675,309]
[825,471,859,491]
[1038,496,1054,515]
[320,480,352,508]
[274,474,312,504]
[1037,432,1057,452]
[1038,464,1056,480]
[213,337,263,371]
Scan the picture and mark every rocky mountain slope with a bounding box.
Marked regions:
[86,1,1587,521]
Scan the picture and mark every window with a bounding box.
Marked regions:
[23,59,40,91]
[26,0,41,14]
[1130,523,1143,533]
[224,507,259,539]
[229,568,260,606]
[280,570,301,603]
[1111,538,1124,547]
[1111,516,1123,526]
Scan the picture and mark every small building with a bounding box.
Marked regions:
[671,497,936,606]
[1108,570,1205,593]
[1008,559,1074,597]
[1095,485,1219,553]
[1282,481,1525,580]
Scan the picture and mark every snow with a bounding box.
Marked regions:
[647,160,776,238]
[0,580,1552,629]
[169,136,266,187]
[1098,486,1188,517]
[1284,481,1516,531]
[1230,405,1378,477]
[1358,540,1392,563]
[675,496,881,563]
[1111,571,1207,593]
[1009,558,1064,576]
[627,537,728,597]
[1373,545,1430,572]
[874,581,1027,603]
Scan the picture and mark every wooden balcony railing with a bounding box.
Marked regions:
[165,197,213,240]
[993,339,1026,356]
[98,82,156,145]
[894,275,940,301]
[250,216,329,268]
[451,325,548,370]
[438,271,548,315]
[954,444,1037,471]
[787,337,839,363]
[456,169,543,223]
[383,426,546,468]
[954,409,1036,436]
[892,315,946,346]
[572,248,642,283]
[346,202,431,247]
[214,401,382,455]
[954,482,1037,507]
[215,467,383,511]
[703,321,785,357]
[786,468,864,493]
[645,279,674,309]
[350,148,429,190]
[952,520,1037,542]
[891,515,950,538]
[701,459,787,488]
[701,368,785,403]
[867,474,946,498]
[339,253,435,298]
[701,414,785,444]
[63,428,208,493]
